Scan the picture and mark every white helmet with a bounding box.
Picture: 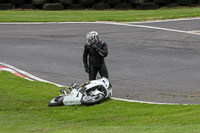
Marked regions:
[86,31,99,45]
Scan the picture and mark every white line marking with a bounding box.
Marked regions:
[0,62,66,87]
[1,18,199,105]
[113,23,200,36]
[189,30,200,34]
[0,68,16,73]
[25,77,34,81]
[111,97,189,105]
[0,62,192,105]
[0,17,200,25]
[1,21,199,36]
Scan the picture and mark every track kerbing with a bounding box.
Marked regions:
[0,62,192,105]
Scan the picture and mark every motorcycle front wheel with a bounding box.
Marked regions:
[48,95,64,107]
[81,93,105,106]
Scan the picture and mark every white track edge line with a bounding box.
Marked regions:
[0,17,200,24]
[1,19,199,105]
[0,62,66,87]
[0,62,193,105]
[110,97,189,105]
[0,68,16,73]
[0,21,199,36]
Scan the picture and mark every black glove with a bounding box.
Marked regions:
[93,45,100,51]
[84,64,89,73]
[85,67,89,73]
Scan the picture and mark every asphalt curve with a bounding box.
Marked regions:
[0,19,200,104]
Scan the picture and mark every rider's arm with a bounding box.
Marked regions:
[83,44,89,67]
[98,42,108,57]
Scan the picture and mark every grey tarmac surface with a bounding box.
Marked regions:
[0,19,200,104]
[129,18,200,31]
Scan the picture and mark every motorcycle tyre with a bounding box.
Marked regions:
[48,95,64,107]
[81,94,105,106]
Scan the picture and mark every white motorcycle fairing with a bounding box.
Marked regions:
[48,77,112,106]
[63,89,83,105]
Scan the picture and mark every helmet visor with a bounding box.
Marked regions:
[86,34,93,45]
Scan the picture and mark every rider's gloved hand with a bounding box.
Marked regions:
[84,64,89,73]
[59,88,66,94]
[93,45,100,52]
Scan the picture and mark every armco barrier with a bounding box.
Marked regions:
[0,0,199,10]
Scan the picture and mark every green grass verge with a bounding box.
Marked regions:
[0,7,200,22]
[0,71,200,133]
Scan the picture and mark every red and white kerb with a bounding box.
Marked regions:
[0,65,25,78]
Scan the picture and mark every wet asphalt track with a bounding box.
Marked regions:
[0,18,200,104]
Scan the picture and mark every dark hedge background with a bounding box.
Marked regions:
[0,0,199,10]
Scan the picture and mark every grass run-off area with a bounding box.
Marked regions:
[1,7,200,133]
[0,71,200,133]
[0,7,200,22]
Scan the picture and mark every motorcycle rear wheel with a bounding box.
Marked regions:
[48,95,64,107]
[81,93,105,106]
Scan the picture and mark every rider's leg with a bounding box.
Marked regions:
[89,65,98,81]
[99,64,109,79]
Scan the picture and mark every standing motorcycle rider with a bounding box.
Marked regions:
[83,31,109,81]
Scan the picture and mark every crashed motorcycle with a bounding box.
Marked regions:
[48,77,112,106]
